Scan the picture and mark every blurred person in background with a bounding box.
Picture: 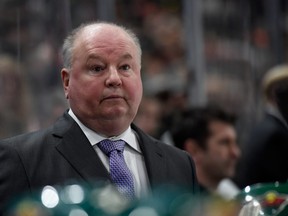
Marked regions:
[133,96,162,138]
[0,55,33,138]
[0,21,198,213]
[236,65,288,188]
[171,106,241,199]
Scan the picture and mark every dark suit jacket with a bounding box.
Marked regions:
[235,112,288,188]
[0,111,198,212]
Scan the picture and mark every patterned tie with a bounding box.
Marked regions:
[98,139,135,199]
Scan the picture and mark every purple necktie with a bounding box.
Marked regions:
[98,139,135,199]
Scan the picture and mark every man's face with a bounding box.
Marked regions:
[62,25,143,135]
[199,121,240,182]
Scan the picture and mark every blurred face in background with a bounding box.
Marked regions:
[62,24,143,136]
[133,97,162,137]
[198,120,240,183]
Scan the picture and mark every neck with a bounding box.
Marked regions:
[87,119,130,137]
[68,109,131,137]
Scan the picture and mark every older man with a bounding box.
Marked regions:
[0,22,198,213]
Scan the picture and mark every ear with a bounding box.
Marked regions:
[61,68,70,99]
[183,138,200,158]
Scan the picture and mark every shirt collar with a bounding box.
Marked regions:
[68,109,141,153]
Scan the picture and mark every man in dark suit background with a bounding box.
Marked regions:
[236,65,288,188]
[0,22,198,212]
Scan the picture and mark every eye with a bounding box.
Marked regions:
[219,139,230,146]
[89,65,105,73]
[119,64,130,71]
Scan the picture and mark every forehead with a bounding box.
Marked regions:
[75,25,137,55]
[208,120,235,136]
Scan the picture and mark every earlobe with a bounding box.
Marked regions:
[61,69,70,99]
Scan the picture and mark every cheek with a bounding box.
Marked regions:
[69,78,101,102]
[205,147,225,163]
[128,78,143,104]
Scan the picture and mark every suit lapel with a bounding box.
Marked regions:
[132,124,167,187]
[52,114,167,188]
[53,112,110,185]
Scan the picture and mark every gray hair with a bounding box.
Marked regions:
[62,21,142,69]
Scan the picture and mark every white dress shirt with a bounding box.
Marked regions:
[68,109,150,198]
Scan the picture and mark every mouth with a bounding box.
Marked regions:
[102,95,124,101]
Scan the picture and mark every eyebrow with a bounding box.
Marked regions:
[86,53,133,62]
[86,54,103,62]
[120,53,133,60]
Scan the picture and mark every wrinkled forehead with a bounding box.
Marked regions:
[73,24,140,63]
[77,25,136,51]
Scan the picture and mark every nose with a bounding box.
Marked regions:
[105,66,122,87]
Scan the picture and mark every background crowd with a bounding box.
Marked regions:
[0,0,288,193]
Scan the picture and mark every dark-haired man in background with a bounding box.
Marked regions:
[171,106,241,199]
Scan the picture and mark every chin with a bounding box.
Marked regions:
[109,107,126,115]
[103,110,129,121]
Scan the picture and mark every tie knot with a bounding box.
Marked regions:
[98,139,125,156]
